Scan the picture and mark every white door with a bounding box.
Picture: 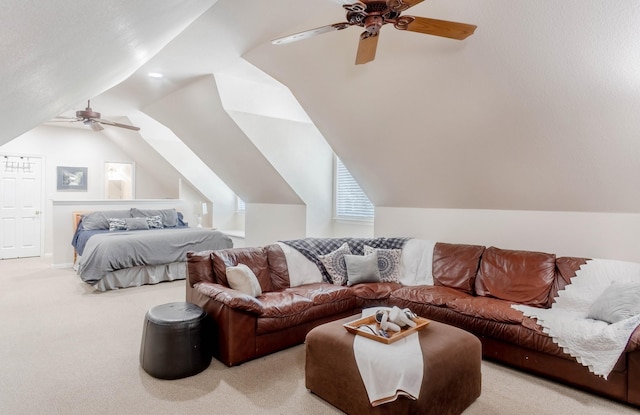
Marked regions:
[0,155,42,259]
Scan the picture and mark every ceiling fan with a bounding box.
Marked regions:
[53,100,140,131]
[271,0,477,65]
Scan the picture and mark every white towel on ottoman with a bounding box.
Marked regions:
[353,308,424,406]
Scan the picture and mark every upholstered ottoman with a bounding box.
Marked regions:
[139,302,212,379]
[305,315,481,415]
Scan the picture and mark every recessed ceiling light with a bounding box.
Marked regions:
[148,72,163,78]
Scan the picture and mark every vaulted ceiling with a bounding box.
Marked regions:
[2,0,640,214]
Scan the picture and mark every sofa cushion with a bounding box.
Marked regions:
[287,283,354,306]
[433,243,485,294]
[259,291,314,317]
[212,247,273,292]
[318,242,352,286]
[265,243,290,291]
[350,282,402,301]
[345,252,381,286]
[226,263,262,297]
[390,285,473,308]
[475,247,556,308]
[588,282,640,324]
[449,296,525,324]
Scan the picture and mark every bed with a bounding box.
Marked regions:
[71,208,233,291]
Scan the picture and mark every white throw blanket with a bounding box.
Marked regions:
[512,258,640,378]
[353,308,424,406]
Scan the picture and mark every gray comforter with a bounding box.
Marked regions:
[76,228,232,284]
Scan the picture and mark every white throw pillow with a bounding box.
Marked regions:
[587,282,640,324]
[226,264,262,297]
[318,242,352,286]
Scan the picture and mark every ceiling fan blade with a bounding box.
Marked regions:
[97,119,140,131]
[272,22,352,45]
[403,16,477,40]
[355,32,379,65]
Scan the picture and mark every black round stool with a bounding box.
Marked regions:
[139,302,212,379]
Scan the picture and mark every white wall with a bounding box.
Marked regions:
[375,207,640,262]
[244,203,306,246]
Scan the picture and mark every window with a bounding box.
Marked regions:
[237,196,245,213]
[335,157,374,220]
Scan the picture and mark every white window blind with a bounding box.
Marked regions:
[237,197,245,212]
[335,157,374,220]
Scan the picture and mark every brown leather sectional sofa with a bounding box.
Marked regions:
[185,240,640,407]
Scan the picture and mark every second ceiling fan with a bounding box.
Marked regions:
[272,0,477,65]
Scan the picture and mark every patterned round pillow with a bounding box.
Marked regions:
[318,242,352,285]
[364,245,402,283]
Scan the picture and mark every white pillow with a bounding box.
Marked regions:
[276,242,323,287]
[587,282,640,324]
[226,264,262,297]
[318,242,352,286]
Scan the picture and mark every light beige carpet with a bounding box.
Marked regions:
[0,256,637,415]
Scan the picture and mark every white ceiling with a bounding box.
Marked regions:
[2,0,640,213]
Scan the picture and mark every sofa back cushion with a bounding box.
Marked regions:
[265,244,290,291]
[475,246,556,307]
[212,247,273,293]
[432,242,485,294]
[186,250,216,287]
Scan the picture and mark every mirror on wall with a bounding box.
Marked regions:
[105,162,134,199]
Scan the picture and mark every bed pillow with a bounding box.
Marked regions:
[108,218,127,231]
[587,282,640,324]
[145,215,164,229]
[131,208,178,227]
[318,242,352,286]
[125,217,149,231]
[363,245,402,283]
[345,252,381,286]
[83,210,131,230]
[226,264,262,297]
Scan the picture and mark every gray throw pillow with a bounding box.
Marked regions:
[587,282,640,324]
[131,208,178,227]
[345,252,381,286]
[125,217,149,231]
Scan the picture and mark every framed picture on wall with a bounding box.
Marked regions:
[57,166,88,191]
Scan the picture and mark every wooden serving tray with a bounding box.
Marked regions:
[343,314,430,344]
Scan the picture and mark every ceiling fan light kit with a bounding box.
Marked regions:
[271,0,476,65]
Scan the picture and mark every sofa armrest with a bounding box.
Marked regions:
[194,282,264,315]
